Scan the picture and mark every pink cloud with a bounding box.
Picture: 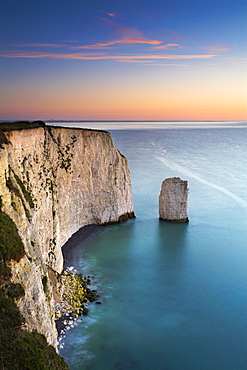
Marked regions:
[201,45,230,52]
[152,43,182,50]
[97,10,118,18]
[0,50,216,61]
[122,38,162,45]
[71,37,163,50]
[97,17,144,39]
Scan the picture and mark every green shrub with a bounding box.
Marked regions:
[5,282,25,299]
[0,289,69,370]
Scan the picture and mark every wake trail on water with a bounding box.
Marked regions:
[155,156,247,208]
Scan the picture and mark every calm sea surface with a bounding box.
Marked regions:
[58,122,247,370]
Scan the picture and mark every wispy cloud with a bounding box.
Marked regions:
[221,57,247,67]
[97,16,143,39]
[0,16,219,66]
[151,43,182,50]
[0,50,216,61]
[115,54,216,60]
[71,37,163,50]
[0,50,104,59]
[201,45,230,52]
[97,10,118,18]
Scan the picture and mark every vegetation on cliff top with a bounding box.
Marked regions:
[0,197,69,369]
[0,120,108,133]
[0,121,46,131]
[0,121,45,149]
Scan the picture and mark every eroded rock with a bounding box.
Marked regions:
[159,177,189,223]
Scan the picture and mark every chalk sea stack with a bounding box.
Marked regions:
[159,177,189,223]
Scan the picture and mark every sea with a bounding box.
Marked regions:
[52,121,247,370]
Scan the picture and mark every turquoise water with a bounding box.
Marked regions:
[59,124,247,370]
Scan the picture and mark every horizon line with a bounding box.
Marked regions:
[1,119,246,123]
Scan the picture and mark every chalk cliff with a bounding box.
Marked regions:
[0,123,134,348]
[159,177,189,222]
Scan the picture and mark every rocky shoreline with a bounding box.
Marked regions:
[55,266,102,348]
[56,225,103,348]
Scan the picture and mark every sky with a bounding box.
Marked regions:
[0,0,246,121]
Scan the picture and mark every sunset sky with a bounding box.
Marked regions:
[0,0,246,121]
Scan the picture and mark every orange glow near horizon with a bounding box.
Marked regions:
[0,60,245,122]
[0,88,246,121]
[1,92,245,122]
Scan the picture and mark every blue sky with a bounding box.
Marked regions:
[0,0,246,121]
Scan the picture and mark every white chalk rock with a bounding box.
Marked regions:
[0,124,134,347]
[159,177,189,223]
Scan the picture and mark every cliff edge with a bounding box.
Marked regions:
[0,122,135,349]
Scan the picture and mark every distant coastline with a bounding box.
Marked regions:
[1,120,246,132]
[1,119,245,123]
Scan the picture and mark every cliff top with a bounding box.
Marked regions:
[0,121,108,134]
[0,121,46,131]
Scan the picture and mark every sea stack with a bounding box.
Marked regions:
[159,177,189,223]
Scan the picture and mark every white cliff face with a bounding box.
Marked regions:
[0,125,134,347]
[159,177,189,222]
